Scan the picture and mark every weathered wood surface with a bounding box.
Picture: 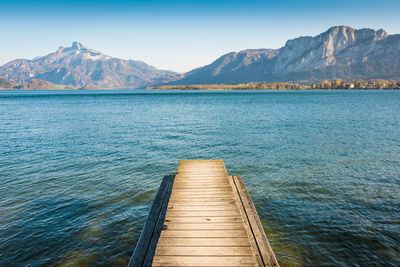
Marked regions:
[129,159,278,267]
[232,175,279,267]
[128,175,175,267]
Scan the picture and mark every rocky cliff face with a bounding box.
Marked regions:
[0,42,179,89]
[174,26,400,84]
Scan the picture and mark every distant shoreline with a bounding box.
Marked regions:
[148,79,400,90]
[2,79,400,91]
[2,88,400,91]
[147,88,400,91]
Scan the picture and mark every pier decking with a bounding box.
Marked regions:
[129,159,278,267]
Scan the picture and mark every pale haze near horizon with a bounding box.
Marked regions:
[0,0,399,73]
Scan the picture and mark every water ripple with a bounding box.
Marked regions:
[0,90,399,266]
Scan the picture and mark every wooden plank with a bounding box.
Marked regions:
[164,223,245,230]
[171,188,233,192]
[172,186,231,189]
[172,187,231,190]
[175,174,227,177]
[152,256,258,266]
[167,205,237,211]
[178,163,224,165]
[171,191,233,195]
[177,169,227,172]
[164,216,244,223]
[177,171,227,175]
[174,178,228,181]
[165,210,241,217]
[177,170,225,172]
[171,192,233,196]
[142,175,176,266]
[233,176,279,267]
[169,197,235,201]
[174,179,228,182]
[175,176,228,180]
[170,193,234,198]
[179,159,224,162]
[178,161,225,164]
[176,176,228,179]
[169,200,237,204]
[168,203,238,208]
[173,180,229,184]
[175,175,226,178]
[168,204,236,209]
[178,162,225,166]
[228,175,265,267]
[155,246,254,256]
[176,176,227,179]
[174,178,226,181]
[128,175,174,267]
[160,230,248,238]
[173,182,227,185]
[173,182,230,186]
[173,181,229,184]
[157,237,252,247]
[177,170,226,173]
[178,165,226,169]
[167,204,239,209]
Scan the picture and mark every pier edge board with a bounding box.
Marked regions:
[232,175,279,267]
[128,174,175,267]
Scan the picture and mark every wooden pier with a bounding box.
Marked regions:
[129,159,279,267]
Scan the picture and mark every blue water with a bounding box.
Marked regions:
[0,90,399,266]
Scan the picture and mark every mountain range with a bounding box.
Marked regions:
[176,26,400,84]
[0,42,179,89]
[0,26,399,89]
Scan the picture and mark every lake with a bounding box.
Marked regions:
[0,90,399,266]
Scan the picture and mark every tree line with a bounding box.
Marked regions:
[149,79,400,90]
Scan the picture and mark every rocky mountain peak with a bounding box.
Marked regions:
[72,42,101,54]
[375,29,389,39]
[55,42,101,56]
[319,26,388,42]
[326,25,355,34]
[71,41,85,50]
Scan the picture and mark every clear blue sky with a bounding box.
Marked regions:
[1,0,399,72]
